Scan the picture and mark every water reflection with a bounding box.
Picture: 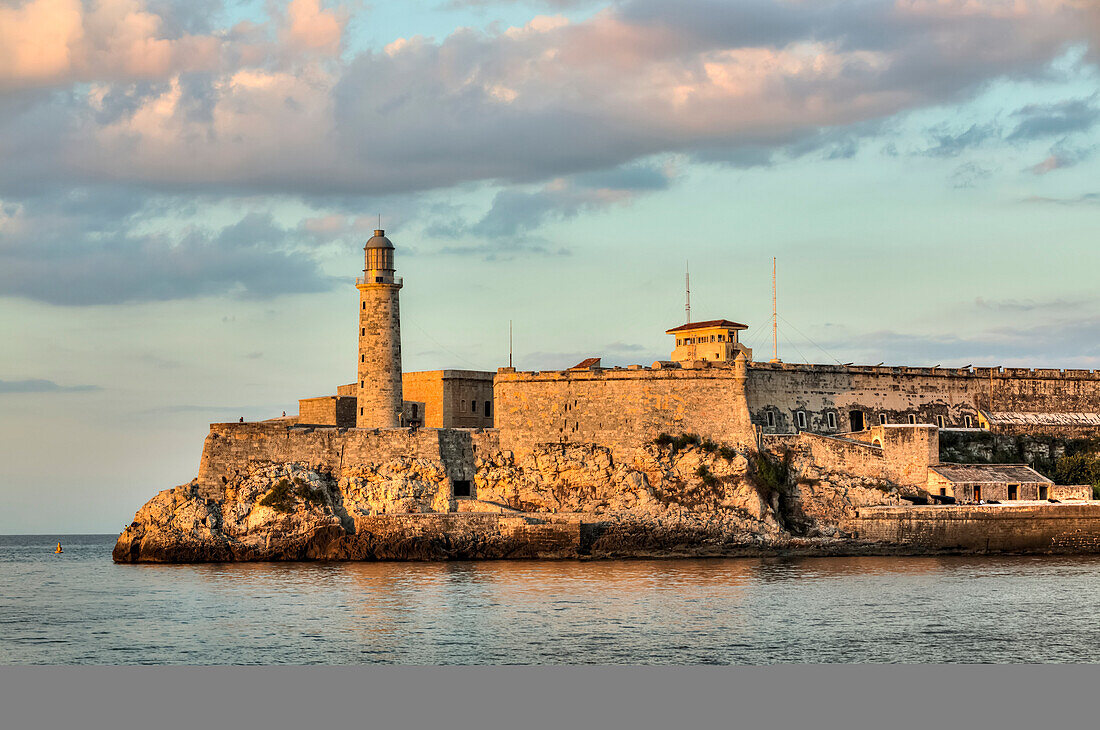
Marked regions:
[5,536,1100,664]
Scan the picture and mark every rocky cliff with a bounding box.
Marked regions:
[114,438,903,563]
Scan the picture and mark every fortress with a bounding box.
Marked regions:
[115,230,1100,562]
[283,230,1100,498]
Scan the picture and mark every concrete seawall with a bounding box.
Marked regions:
[845,503,1100,554]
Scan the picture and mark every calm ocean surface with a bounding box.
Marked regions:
[4,534,1100,664]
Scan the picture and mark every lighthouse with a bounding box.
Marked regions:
[356,230,404,428]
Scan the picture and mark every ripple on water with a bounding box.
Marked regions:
[4,536,1100,664]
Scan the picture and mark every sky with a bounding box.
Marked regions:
[2,0,1100,532]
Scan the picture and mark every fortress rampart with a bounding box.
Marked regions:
[742,360,1100,435]
[493,363,751,455]
[197,421,499,499]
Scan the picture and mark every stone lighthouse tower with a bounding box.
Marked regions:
[356,229,404,428]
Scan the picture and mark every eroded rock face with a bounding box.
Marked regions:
[781,446,909,538]
[114,441,883,563]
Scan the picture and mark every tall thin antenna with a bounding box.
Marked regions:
[685,261,691,324]
[509,320,513,368]
[378,213,381,229]
[770,257,781,363]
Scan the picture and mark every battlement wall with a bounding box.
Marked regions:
[196,421,496,499]
[747,362,1100,436]
[494,366,751,454]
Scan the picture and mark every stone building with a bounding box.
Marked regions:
[666,319,752,363]
[402,370,494,428]
[927,464,1056,502]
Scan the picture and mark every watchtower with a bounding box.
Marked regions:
[356,230,404,428]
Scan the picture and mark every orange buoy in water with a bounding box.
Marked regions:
[55,542,63,554]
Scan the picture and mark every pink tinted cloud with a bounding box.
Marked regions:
[2,0,1099,195]
[283,0,346,54]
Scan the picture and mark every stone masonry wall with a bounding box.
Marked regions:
[748,363,1100,436]
[845,504,1100,553]
[196,422,477,499]
[357,282,403,428]
[298,396,356,427]
[494,364,752,455]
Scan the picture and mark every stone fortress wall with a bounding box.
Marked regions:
[493,360,752,455]
[492,359,1100,453]
[747,361,1100,435]
[196,421,497,500]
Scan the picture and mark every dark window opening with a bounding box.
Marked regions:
[908,414,916,424]
[849,410,864,431]
[766,411,775,428]
[827,412,837,429]
[471,399,477,413]
[879,414,888,425]
[796,411,807,429]
[361,328,365,336]
[1039,485,1049,500]
[965,415,973,428]
[411,404,419,418]
[937,415,946,428]
[1008,484,1018,500]
[453,480,471,498]
[485,401,491,417]
[939,488,947,497]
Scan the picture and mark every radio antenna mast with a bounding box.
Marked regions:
[509,320,513,368]
[770,257,781,363]
[685,261,691,323]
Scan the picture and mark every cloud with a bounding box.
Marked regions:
[1,0,1099,300]
[0,200,335,304]
[1,0,1097,198]
[428,161,675,250]
[950,161,993,188]
[1023,192,1100,205]
[0,378,100,393]
[921,123,998,157]
[1007,97,1100,140]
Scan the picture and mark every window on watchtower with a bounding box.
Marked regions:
[471,400,477,413]
[796,411,807,429]
[485,401,491,417]
[766,411,775,428]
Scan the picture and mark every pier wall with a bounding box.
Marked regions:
[846,504,1100,553]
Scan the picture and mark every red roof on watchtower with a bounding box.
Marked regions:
[665,319,747,334]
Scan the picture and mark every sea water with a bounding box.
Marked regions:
[3,534,1100,664]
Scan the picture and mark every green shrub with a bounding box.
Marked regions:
[694,464,719,487]
[751,450,790,501]
[259,477,326,513]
